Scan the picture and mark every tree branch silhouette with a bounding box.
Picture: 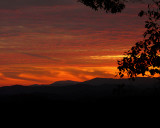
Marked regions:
[78,0,126,13]
[78,0,144,13]
[78,0,160,78]
[118,1,160,79]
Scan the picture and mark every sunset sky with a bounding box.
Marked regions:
[0,0,148,86]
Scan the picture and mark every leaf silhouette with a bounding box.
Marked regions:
[118,1,160,78]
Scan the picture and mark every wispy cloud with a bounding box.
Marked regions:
[0,0,147,86]
[22,52,61,62]
[0,0,75,9]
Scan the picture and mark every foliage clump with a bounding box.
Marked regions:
[118,1,160,78]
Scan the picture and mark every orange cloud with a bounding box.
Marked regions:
[0,1,148,86]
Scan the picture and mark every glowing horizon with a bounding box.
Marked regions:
[0,0,148,86]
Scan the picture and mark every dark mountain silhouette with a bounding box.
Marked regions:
[50,80,80,86]
[0,77,160,104]
[30,77,159,87]
[83,77,160,87]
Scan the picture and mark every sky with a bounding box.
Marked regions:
[0,0,148,86]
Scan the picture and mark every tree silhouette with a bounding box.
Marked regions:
[118,1,160,79]
[78,0,126,13]
[79,0,160,78]
[78,0,143,13]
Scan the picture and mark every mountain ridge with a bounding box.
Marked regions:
[0,77,160,103]
[2,77,159,87]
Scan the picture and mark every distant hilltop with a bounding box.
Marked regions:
[30,77,160,87]
[50,80,80,86]
[7,77,159,88]
[0,77,160,103]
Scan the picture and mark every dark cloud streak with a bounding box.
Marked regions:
[0,0,75,9]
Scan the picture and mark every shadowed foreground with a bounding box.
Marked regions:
[0,78,160,105]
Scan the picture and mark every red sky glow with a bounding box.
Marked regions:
[0,0,148,86]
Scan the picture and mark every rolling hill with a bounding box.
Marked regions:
[0,77,160,103]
